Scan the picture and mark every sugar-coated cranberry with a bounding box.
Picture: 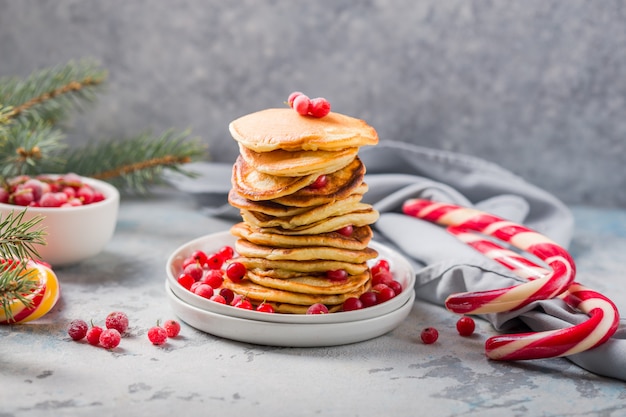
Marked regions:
[67,319,89,341]
[148,326,168,345]
[308,97,331,118]
[287,91,304,107]
[293,94,311,115]
[306,303,329,315]
[210,294,227,304]
[193,283,214,299]
[200,269,224,289]
[163,320,181,338]
[105,311,129,334]
[183,263,203,281]
[99,328,121,349]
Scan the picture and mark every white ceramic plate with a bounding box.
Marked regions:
[166,231,416,324]
[166,281,415,347]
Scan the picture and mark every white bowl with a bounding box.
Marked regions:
[0,176,120,266]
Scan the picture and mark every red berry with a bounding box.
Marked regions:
[148,326,168,345]
[67,319,88,341]
[76,185,95,204]
[86,325,103,346]
[371,269,394,286]
[210,294,227,304]
[374,284,396,304]
[219,288,235,304]
[326,269,348,281]
[105,311,129,334]
[293,94,311,115]
[287,91,303,107]
[359,291,378,308]
[190,250,208,266]
[206,253,223,270]
[177,273,195,290]
[456,316,476,337]
[256,303,275,313]
[234,298,253,310]
[308,97,331,118]
[337,225,353,236]
[306,303,329,315]
[370,259,390,276]
[420,327,439,344]
[226,262,246,283]
[193,283,214,299]
[183,263,203,281]
[200,269,224,289]
[342,297,363,311]
[217,245,235,262]
[99,328,121,349]
[163,319,181,338]
[388,280,403,295]
[308,175,328,189]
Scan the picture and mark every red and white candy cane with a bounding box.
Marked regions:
[448,226,619,360]
[402,199,576,314]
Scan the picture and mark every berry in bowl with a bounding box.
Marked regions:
[0,173,120,266]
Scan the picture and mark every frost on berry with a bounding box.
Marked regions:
[148,326,168,345]
[67,319,89,341]
[105,311,129,334]
[99,328,121,349]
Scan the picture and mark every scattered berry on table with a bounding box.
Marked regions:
[67,319,89,341]
[86,325,103,346]
[456,316,476,337]
[420,327,439,344]
[105,311,129,334]
[148,325,168,345]
[99,328,121,349]
[163,319,181,338]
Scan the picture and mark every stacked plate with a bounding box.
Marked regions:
[165,231,415,347]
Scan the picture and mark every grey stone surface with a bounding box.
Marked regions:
[1,0,625,207]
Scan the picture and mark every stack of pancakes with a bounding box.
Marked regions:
[225,108,380,313]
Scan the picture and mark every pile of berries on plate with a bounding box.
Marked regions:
[1,173,105,207]
[177,245,404,314]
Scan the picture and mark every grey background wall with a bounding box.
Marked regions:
[1,0,625,207]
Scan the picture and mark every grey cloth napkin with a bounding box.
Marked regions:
[168,141,625,381]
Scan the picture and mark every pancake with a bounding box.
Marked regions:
[246,270,370,295]
[232,155,318,201]
[222,278,368,306]
[240,193,364,229]
[228,189,312,217]
[234,238,378,263]
[230,222,374,250]
[229,108,379,152]
[238,144,359,177]
[231,256,370,275]
[258,207,379,235]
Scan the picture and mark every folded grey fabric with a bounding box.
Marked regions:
[168,140,625,381]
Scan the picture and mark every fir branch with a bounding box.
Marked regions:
[0,119,67,178]
[59,129,207,193]
[0,210,46,260]
[0,264,39,323]
[0,59,107,125]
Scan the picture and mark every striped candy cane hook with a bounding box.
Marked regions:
[402,199,575,314]
[448,226,619,360]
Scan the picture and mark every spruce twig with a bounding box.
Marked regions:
[0,59,107,125]
[60,129,207,193]
[0,211,46,322]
